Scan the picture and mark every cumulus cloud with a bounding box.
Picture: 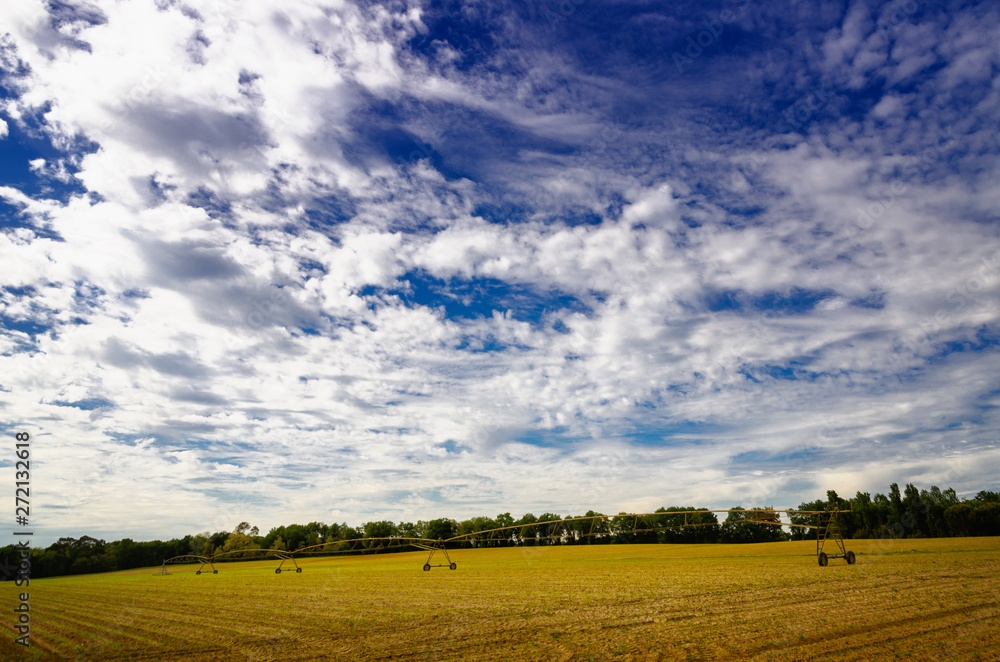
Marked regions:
[0,0,997,544]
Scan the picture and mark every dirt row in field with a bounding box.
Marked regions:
[2,538,997,661]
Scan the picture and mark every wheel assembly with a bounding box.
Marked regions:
[846,551,856,565]
[449,562,457,570]
[818,552,828,566]
[275,568,281,574]
[423,563,431,571]
[296,567,302,573]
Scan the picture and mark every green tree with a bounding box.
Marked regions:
[190,532,213,556]
[221,524,261,558]
[722,507,785,543]
[826,490,857,537]
[363,520,398,539]
[107,538,140,569]
[456,518,478,542]
[902,483,929,537]
[921,486,958,537]
[515,513,538,545]
[888,483,905,530]
[872,492,894,537]
[425,518,457,541]
[971,503,1000,536]
[580,510,610,544]
[944,503,972,537]
[281,524,307,551]
[610,512,657,544]
[341,525,363,541]
[535,513,565,545]
[304,521,329,544]
[496,512,515,530]
[460,516,499,547]
[234,522,259,537]
[655,507,719,543]
[850,492,880,539]
[262,526,285,550]
[721,507,752,543]
[751,508,787,541]
[397,522,419,539]
[791,499,827,541]
[972,490,999,504]
[564,512,600,544]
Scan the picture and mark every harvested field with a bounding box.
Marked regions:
[3,537,998,661]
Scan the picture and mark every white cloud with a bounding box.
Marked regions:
[0,0,998,545]
[871,94,904,118]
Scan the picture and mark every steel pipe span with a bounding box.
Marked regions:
[163,509,854,572]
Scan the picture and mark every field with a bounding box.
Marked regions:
[3,537,998,661]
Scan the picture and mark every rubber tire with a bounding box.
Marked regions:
[846,551,856,565]
[449,562,457,570]
[818,552,828,566]
[275,568,281,574]
[196,570,201,575]
[213,570,218,574]
[423,564,431,571]
[296,567,302,573]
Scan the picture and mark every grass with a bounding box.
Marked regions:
[2,537,998,660]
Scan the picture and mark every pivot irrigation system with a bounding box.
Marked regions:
[163,508,856,574]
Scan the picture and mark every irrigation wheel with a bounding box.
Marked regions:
[846,551,856,565]
[818,552,828,566]
[275,568,281,574]
[196,570,201,575]
[423,564,431,571]
[449,562,457,570]
[213,570,218,574]
[296,567,302,573]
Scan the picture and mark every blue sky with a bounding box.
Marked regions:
[1,0,998,545]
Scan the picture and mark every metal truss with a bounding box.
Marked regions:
[163,509,855,574]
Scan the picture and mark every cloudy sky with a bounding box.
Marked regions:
[1,0,998,545]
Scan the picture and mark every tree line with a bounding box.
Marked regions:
[791,485,1000,540]
[3,483,997,580]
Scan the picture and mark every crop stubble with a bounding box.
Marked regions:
[2,537,997,661]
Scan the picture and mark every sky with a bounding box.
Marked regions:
[1,0,998,546]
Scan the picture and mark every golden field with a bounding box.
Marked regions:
[2,537,998,661]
